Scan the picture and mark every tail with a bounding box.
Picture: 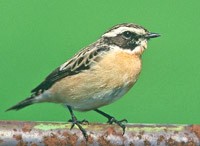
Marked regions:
[6,96,35,111]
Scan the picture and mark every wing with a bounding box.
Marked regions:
[31,45,110,95]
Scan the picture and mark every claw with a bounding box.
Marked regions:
[70,123,75,130]
[67,106,89,141]
[81,119,89,125]
[68,116,89,140]
[107,117,127,135]
[119,119,128,123]
[68,119,89,125]
[94,109,127,135]
[119,123,126,135]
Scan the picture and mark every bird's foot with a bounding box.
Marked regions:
[107,117,128,135]
[68,116,89,140]
[68,118,89,126]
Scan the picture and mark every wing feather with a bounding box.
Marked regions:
[31,45,110,94]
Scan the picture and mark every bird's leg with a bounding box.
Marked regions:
[94,109,128,135]
[67,105,89,140]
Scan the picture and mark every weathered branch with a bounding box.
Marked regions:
[0,120,199,146]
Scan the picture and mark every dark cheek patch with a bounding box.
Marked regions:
[110,35,128,47]
[128,41,138,49]
[106,34,139,50]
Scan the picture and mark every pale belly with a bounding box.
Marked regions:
[46,74,138,111]
[45,50,142,111]
[66,82,134,111]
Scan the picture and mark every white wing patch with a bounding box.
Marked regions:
[60,61,70,71]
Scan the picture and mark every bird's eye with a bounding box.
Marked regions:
[122,31,132,39]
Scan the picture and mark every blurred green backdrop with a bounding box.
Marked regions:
[0,0,199,124]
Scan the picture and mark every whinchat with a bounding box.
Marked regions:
[7,23,160,140]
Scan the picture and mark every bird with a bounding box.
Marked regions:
[6,23,160,140]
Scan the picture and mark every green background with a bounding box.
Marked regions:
[0,0,199,124]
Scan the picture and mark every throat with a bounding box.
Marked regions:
[129,45,145,55]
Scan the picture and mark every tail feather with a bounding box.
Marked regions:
[6,96,35,111]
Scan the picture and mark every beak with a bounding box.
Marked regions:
[145,32,160,39]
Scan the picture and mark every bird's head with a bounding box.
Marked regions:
[102,23,160,55]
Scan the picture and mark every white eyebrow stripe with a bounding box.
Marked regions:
[102,26,146,37]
